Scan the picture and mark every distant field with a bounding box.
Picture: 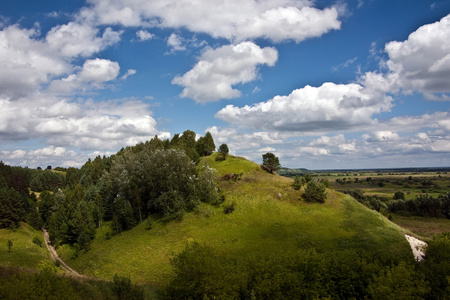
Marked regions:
[59,155,412,286]
[0,223,51,269]
[390,214,450,240]
[309,171,450,200]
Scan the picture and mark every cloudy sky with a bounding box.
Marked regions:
[1,0,450,170]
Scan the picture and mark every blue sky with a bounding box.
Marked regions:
[1,0,450,169]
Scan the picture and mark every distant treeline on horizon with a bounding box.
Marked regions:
[279,166,450,176]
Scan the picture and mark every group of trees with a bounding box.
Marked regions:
[292,174,328,203]
[100,147,221,234]
[1,130,223,251]
[164,231,450,299]
[36,131,222,250]
[341,189,450,218]
[0,162,34,229]
[340,189,389,213]
[388,193,450,218]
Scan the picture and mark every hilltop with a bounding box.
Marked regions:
[58,153,412,286]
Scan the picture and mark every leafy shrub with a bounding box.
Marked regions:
[32,235,43,247]
[112,274,144,300]
[223,202,236,214]
[393,191,405,200]
[0,269,77,300]
[292,176,303,190]
[303,181,327,203]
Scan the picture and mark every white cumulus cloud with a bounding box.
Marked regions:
[79,58,120,82]
[136,29,154,41]
[216,82,392,132]
[172,41,278,102]
[84,0,342,43]
[362,13,450,100]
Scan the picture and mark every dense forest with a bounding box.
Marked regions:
[1,130,220,251]
[1,130,450,299]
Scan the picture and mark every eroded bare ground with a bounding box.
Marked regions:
[405,234,427,261]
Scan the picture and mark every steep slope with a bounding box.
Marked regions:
[59,154,412,285]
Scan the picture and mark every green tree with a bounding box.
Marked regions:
[393,191,405,200]
[292,176,303,190]
[421,232,450,299]
[262,152,280,174]
[218,144,229,160]
[203,131,215,156]
[303,181,327,203]
[367,262,429,300]
[196,132,215,157]
[0,187,26,228]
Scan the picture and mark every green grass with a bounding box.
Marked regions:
[0,223,51,269]
[60,155,412,286]
[390,214,450,240]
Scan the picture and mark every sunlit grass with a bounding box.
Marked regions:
[0,223,51,269]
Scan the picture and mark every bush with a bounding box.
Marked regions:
[223,202,236,214]
[292,176,303,190]
[32,235,43,247]
[112,274,144,300]
[303,181,327,203]
[393,191,405,200]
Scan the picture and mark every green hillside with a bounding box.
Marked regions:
[0,222,51,269]
[59,154,412,286]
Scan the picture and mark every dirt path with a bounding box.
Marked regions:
[42,229,86,279]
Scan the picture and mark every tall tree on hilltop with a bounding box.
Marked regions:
[218,144,229,160]
[262,152,280,174]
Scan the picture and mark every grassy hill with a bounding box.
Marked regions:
[0,222,51,269]
[58,154,412,286]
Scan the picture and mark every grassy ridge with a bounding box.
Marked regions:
[60,155,412,286]
[0,223,51,269]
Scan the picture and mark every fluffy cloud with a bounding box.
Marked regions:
[167,33,186,52]
[172,42,278,102]
[216,82,392,132]
[0,96,161,152]
[79,58,120,82]
[136,29,154,41]
[46,22,122,57]
[0,21,123,100]
[1,146,113,168]
[362,14,450,100]
[0,25,69,99]
[84,0,342,43]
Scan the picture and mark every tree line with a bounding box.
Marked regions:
[341,189,450,219]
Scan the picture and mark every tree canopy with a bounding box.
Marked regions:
[262,152,280,173]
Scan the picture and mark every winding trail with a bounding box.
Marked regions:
[42,229,87,279]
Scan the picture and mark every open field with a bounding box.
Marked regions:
[58,155,412,286]
[280,167,450,200]
[317,171,449,200]
[389,214,450,240]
